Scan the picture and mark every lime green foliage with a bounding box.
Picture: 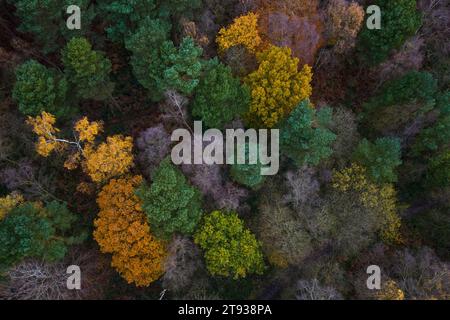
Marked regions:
[194,210,265,279]
[230,142,266,190]
[135,158,203,238]
[413,92,450,154]
[0,201,79,269]
[126,18,203,100]
[62,37,114,100]
[353,138,402,184]
[13,60,69,117]
[10,0,95,53]
[280,100,336,166]
[192,58,250,128]
[357,0,421,65]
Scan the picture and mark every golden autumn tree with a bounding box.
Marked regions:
[332,163,402,244]
[0,192,24,220]
[93,176,166,287]
[376,279,405,300]
[216,12,262,54]
[27,112,133,183]
[245,45,313,128]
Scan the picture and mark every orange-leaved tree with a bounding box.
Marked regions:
[93,176,166,287]
[27,112,133,183]
[244,45,313,128]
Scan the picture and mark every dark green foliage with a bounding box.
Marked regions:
[125,18,171,100]
[62,37,114,100]
[192,58,249,128]
[135,158,203,238]
[99,0,158,42]
[126,18,203,100]
[413,92,450,154]
[101,0,201,42]
[157,0,201,18]
[353,137,402,183]
[0,201,78,269]
[229,142,266,190]
[409,207,450,260]
[161,37,203,95]
[13,60,69,117]
[363,71,438,115]
[425,149,450,189]
[10,0,95,54]
[357,0,422,65]
[280,100,336,166]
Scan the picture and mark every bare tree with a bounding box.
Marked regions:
[296,279,343,300]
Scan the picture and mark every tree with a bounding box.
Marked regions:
[191,58,249,128]
[126,18,203,100]
[194,210,265,279]
[229,142,267,190]
[332,164,402,245]
[9,0,95,53]
[0,199,79,269]
[93,176,165,287]
[136,125,172,178]
[1,248,110,300]
[363,71,438,117]
[216,12,262,54]
[221,44,258,78]
[257,0,324,65]
[325,0,364,53]
[329,106,361,168]
[27,112,134,183]
[13,60,69,117]
[62,37,114,100]
[357,0,422,65]
[135,158,203,238]
[161,37,203,95]
[282,166,320,210]
[0,192,24,220]
[99,0,201,42]
[257,192,313,268]
[413,91,450,155]
[353,138,402,184]
[425,149,450,189]
[280,100,336,166]
[83,135,134,183]
[375,279,405,300]
[245,46,313,128]
[162,235,203,293]
[296,279,343,300]
[99,0,159,42]
[125,18,171,100]
[362,71,438,136]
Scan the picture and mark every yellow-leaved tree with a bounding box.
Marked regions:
[27,112,133,183]
[93,176,166,287]
[0,192,24,220]
[216,12,262,54]
[332,163,402,244]
[245,45,313,127]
